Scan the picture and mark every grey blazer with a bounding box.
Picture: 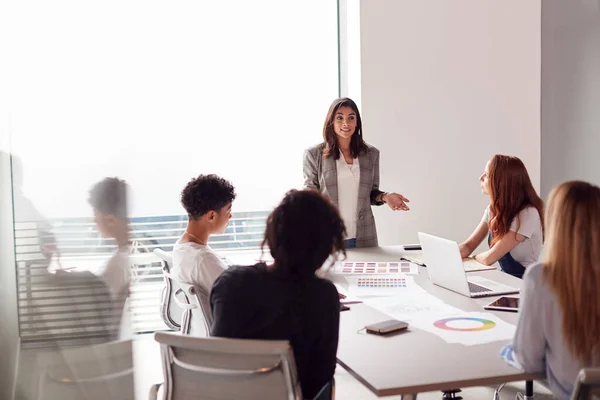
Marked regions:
[302,143,384,248]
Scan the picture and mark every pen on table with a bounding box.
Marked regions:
[400,256,426,267]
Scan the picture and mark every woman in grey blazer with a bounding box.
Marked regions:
[303,97,409,248]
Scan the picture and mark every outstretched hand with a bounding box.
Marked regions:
[384,193,410,211]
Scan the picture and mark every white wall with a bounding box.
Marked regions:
[359,0,541,246]
[541,0,600,197]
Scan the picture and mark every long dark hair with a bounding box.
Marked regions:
[261,190,346,279]
[322,97,367,159]
[488,154,544,247]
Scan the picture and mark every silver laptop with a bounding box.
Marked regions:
[418,232,519,298]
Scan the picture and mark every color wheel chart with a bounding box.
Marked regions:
[433,317,497,332]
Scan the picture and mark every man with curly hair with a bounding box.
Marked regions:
[172,174,236,291]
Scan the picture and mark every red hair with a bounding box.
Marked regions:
[488,155,544,247]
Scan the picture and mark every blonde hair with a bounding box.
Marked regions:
[543,181,600,365]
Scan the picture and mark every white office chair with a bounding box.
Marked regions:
[35,340,134,400]
[172,282,212,337]
[570,368,600,400]
[23,269,121,346]
[149,331,303,400]
[154,249,186,331]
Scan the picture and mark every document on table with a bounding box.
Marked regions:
[334,283,363,305]
[332,261,418,275]
[416,311,516,346]
[462,258,497,272]
[346,275,426,297]
[364,294,516,346]
[364,292,462,325]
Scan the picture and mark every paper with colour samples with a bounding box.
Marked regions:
[333,261,418,275]
[345,275,426,297]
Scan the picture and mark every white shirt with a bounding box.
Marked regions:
[336,155,360,239]
[482,205,543,267]
[96,248,131,339]
[171,240,227,291]
[99,248,131,302]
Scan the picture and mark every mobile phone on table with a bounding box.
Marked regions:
[484,296,519,312]
[402,244,422,251]
[365,319,409,334]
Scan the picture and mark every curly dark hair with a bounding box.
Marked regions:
[88,177,128,219]
[181,174,236,220]
[262,189,346,279]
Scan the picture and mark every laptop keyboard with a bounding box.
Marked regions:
[468,282,492,293]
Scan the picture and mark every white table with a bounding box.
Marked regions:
[334,246,542,399]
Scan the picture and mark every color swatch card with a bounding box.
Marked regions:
[346,275,426,297]
[356,276,408,287]
[334,261,418,275]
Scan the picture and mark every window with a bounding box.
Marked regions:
[1,1,340,342]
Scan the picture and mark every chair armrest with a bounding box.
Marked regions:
[173,289,198,310]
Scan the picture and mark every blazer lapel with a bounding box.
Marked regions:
[321,154,338,206]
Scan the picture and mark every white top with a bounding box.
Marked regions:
[482,205,543,267]
[336,155,360,239]
[171,240,227,291]
[98,248,131,302]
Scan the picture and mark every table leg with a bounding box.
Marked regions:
[400,394,417,400]
[442,389,462,399]
[524,380,534,399]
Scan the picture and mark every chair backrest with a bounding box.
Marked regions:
[179,282,213,337]
[153,331,302,400]
[35,340,134,400]
[154,249,185,331]
[22,269,120,347]
[571,368,600,400]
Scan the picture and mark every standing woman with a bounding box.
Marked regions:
[303,97,410,248]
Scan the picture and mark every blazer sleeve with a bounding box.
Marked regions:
[303,147,320,190]
[369,148,385,205]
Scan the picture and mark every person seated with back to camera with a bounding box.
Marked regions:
[210,189,345,399]
[502,180,600,399]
